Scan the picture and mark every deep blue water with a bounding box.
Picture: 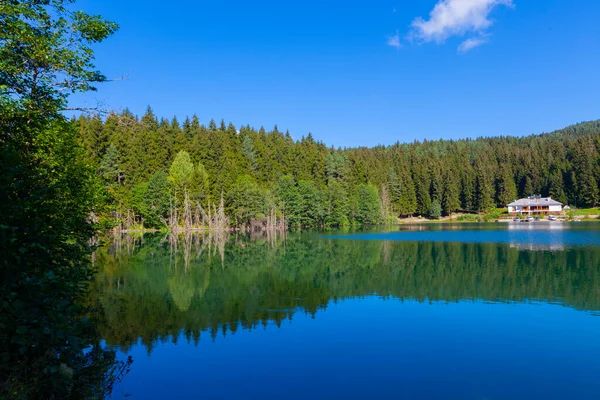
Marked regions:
[326,222,600,248]
[96,223,600,400]
[113,299,600,400]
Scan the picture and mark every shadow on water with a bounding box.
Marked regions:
[86,224,600,353]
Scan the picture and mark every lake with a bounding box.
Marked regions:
[90,223,600,399]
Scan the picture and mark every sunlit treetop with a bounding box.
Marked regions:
[0,0,118,116]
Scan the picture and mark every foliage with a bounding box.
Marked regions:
[353,184,382,225]
[273,175,302,227]
[324,181,349,227]
[0,1,122,398]
[428,199,442,219]
[144,170,171,228]
[169,150,194,200]
[98,143,122,185]
[190,163,210,206]
[76,113,600,229]
[483,208,506,222]
[297,180,325,227]
[0,0,118,115]
[226,175,269,227]
[0,119,125,398]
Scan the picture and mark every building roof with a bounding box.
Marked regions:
[507,196,563,207]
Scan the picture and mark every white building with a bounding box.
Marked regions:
[507,196,563,216]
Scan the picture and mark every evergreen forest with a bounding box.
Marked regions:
[77,110,600,229]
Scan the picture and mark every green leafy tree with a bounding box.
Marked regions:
[297,180,325,227]
[190,162,210,206]
[324,181,349,226]
[325,152,348,185]
[0,1,119,116]
[354,184,382,225]
[226,175,268,227]
[169,150,195,202]
[0,2,123,397]
[273,175,301,227]
[131,181,149,223]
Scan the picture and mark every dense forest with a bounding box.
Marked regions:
[77,110,600,229]
[90,232,600,352]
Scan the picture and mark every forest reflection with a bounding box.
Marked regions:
[88,229,600,353]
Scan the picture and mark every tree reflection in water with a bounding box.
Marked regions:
[87,229,600,353]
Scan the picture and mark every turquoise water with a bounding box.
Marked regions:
[92,223,600,399]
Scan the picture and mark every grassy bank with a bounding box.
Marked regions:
[398,207,600,223]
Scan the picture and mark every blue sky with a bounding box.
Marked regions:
[73,0,600,147]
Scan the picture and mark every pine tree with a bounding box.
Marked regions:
[571,138,600,207]
[99,143,123,185]
[226,175,268,227]
[461,165,477,213]
[496,163,517,206]
[475,160,495,212]
[326,152,348,185]
[242,134,258,172]
[413,164,431,216]
[325,181,349,226]
[191,114,200,131]
[428,199,442,219]
[522,176,534,198]
[79,115,108,161]
[397,167,417,217]
[548,170,568,205]
[297,180,324,227]
[273,175,301,227]
[442,168,460,216]
[145,170,171,228]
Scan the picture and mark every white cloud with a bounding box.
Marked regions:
[457,37,487,52]
[410,0,513,47]
[387,31,401,49]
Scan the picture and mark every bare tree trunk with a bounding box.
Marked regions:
[169,195,179,233]
[380,183,392,225]
[183,189,193,232]
[213,193,228,231]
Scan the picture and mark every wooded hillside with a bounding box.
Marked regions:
[77,109,600,228]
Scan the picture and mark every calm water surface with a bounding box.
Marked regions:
[91,223,600,399]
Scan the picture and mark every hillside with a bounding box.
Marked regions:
[76,111,600,228]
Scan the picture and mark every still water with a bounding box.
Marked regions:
[91,223,600,399]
